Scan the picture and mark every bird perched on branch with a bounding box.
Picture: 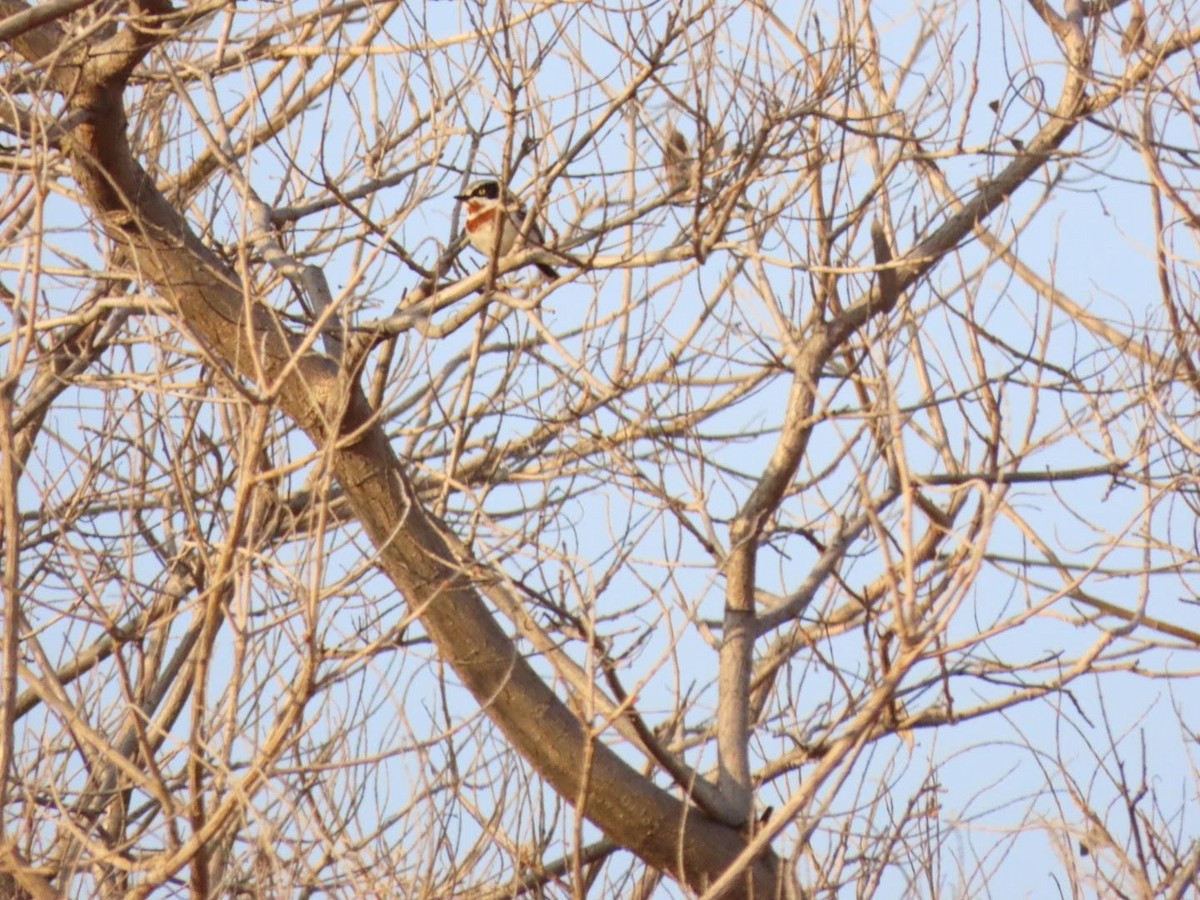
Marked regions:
[664,126,691,194]
[661,123,726,202]
[455,179,559,280]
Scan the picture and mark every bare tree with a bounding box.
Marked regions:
[1,0,1199,896]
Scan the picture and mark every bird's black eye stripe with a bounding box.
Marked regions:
[474,182,500,199]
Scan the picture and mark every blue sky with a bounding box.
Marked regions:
[3,0,1199,895]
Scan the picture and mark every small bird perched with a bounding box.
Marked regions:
[661,123,726,202]
[455,179,559,280]
[664,126,690,194]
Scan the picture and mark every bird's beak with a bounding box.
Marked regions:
[454,193,469,201]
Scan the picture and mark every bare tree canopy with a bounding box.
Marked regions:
[2,0,1200,896]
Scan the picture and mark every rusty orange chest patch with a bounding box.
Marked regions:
[466,206,499,233]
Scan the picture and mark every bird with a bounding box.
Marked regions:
[454,179,559,280]
[664,126,690,194]
[661,123,726,202]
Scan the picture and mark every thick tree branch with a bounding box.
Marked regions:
[0,7,785,896]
